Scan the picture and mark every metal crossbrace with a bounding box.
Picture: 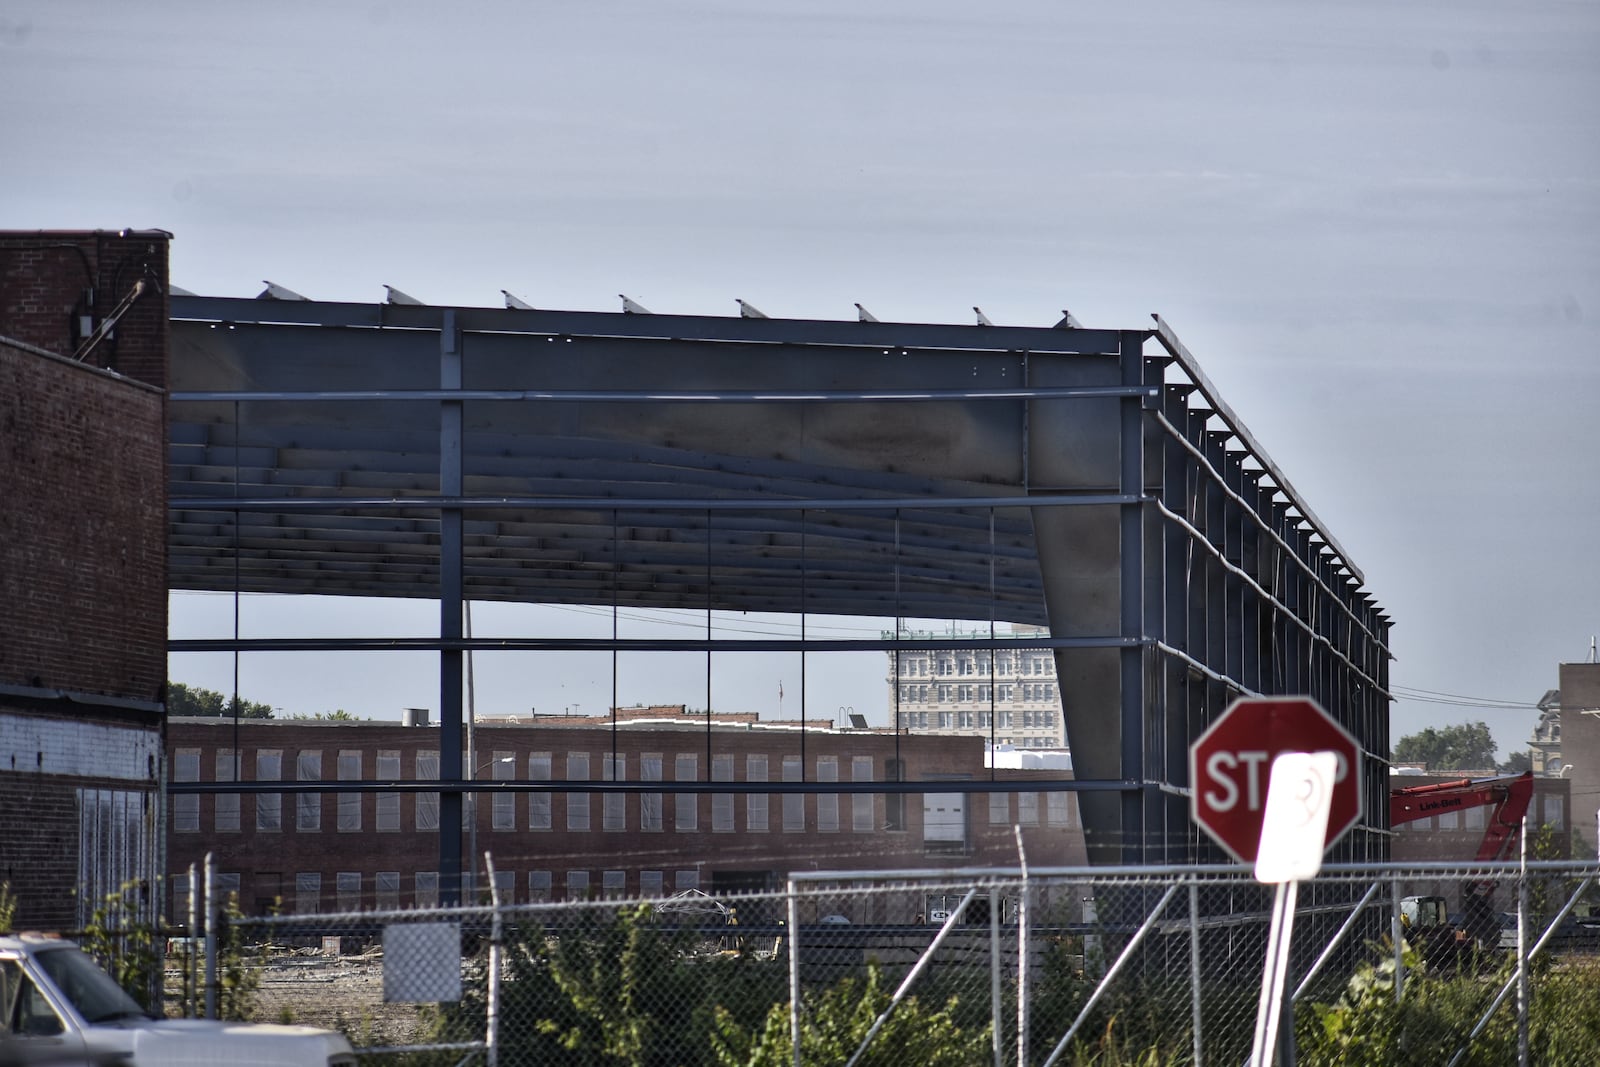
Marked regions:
[1040,883,1182,1067]
[843,888,980,1067]
[1291,881,1383,1002]
[1446,876,1596,1067]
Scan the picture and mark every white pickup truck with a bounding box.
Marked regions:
[1,932,356,1066]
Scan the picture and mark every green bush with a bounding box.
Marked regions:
[708,961,987,1067]
[1297,942,1600,1066]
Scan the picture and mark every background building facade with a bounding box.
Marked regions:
[1553,661,1600,853]
[166,714,1087,918]
[886,627,1066,748]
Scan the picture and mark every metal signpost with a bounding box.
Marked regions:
[1189,697,1365,1066]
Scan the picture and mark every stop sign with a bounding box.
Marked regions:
[1189,696,1363,864]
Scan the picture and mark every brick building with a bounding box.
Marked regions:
[1390,773,1571,862]
[1552,661,1600,851]
[0,230,172,929]
[165,711,1087,919]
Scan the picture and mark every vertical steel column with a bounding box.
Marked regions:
[1161,388,1193,857]
[1240,471,1262,695]
[1118,331,1147,863]
[439,310,465,905]
[1202,431,1227,702]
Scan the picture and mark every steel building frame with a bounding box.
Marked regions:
[167,296,1392,898]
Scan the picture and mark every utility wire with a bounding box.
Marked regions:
[1391,685,1539,711]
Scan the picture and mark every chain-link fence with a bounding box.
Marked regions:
[182,859,1600,1065]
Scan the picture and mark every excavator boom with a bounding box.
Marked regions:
[1390,770,1535,861]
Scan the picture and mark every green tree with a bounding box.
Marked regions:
[1499,750,1532,774]
[78,882,162,1011]
[709,960,986,1067]
[166,682,274,718]
[0,881,16,934]
[1392,721,1497,771]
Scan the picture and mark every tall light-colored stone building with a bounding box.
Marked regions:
[885,627,1066,748]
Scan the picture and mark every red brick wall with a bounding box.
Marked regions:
[166,719,1088,914]
[0,230,171,388]
[0,343,167,702]
[0,772,81,928]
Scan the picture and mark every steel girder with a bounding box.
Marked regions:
[168,297,1392,887]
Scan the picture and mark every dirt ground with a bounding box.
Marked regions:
[167,947,441,1046]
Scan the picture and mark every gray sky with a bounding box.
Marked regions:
[5,0,1597,755]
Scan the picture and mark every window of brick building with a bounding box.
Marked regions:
[337,751,362,832]
[782,756,804,832]
[1047,791,1070,827]
[376,871,400,911]
[675,754,698,831]
[852,756,874,832]
[416,751,440,831]
[817,757,839,832]
[376,752,401,831]
[712,754,735,832]
[296,750,322,832]
[567,754,590,832]
[336,871,361,911]
[602,754,626,832]
[492,869,515,904]
[641,754,664,832]
[415,872,439,908]
[527,871,551,902]
[746,755,768,832]
[215,750,240,833]
[1545,794,1566,831]
[172,872,192,920]
[173,749,200,832]
[295,872,321,914]
[528,752,552,830]
[492,751,516,831]
[256,750,282,832]
[884,759,906,831]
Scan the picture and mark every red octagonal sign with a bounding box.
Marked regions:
[1189,696,1363,865]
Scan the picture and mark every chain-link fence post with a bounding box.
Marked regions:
[203,851,216,1020]
[1015,827,1030,1067]
[1517,820,1530,1067]
[786,876,801,1067]
[186,860,199,1019]
[485,853,502,1067]
[1390,876,1404,1006]
[1189,878,1203,1067]
[978,885,994,1066]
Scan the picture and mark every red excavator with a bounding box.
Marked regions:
[1390,770,1534,955]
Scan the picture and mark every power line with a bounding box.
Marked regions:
[1391,685,1539,711]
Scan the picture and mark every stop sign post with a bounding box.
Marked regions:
[1189,696,1363,865]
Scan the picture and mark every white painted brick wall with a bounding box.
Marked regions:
[0,712,160,781]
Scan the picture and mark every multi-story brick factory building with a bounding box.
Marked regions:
[165,708,1086,918]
